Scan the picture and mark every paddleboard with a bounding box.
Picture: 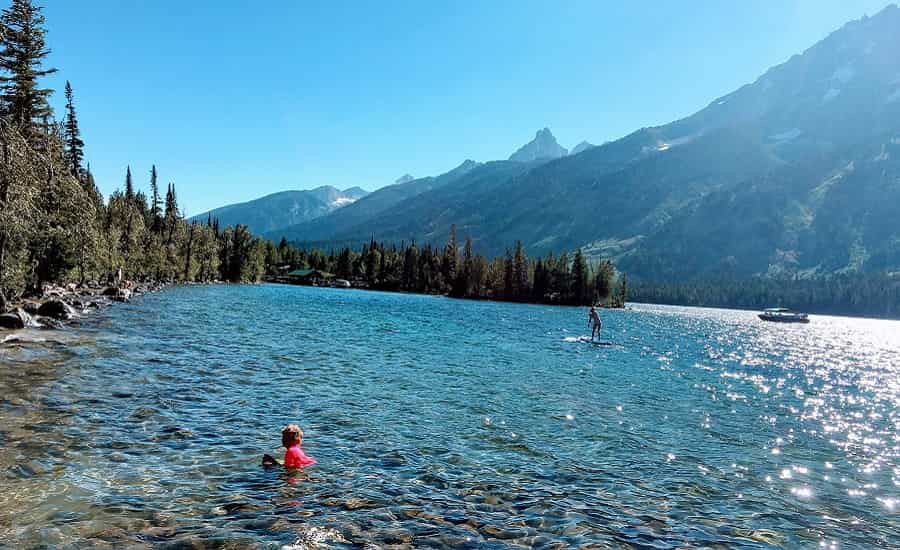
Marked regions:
[575,335,612,346]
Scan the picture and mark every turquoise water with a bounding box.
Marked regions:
[1,284,899,549]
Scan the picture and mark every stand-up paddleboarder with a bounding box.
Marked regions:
[588,306,602,341]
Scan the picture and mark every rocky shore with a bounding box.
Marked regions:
[0,282,167,342]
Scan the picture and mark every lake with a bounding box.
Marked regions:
[1,284,898,548]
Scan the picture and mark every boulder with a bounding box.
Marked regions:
[112,289,132,302]
[22,301,41,315]
[35,316,65,330]
[0,308,30,330]
[102,286,119,297]
[37,299,76,320]
[42,285,67,298]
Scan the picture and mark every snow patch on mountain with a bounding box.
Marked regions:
[655,133,701,152]
[331,197,356,208]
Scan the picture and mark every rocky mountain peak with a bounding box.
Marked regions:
[509,128,568,162]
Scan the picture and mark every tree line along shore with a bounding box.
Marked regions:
[0,0,626,334]
[269,231,628,307]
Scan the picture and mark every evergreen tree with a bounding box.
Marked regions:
[593,259,615,303]
[442,224,458,289]
[62,80,84,177]
[124,165,134,201]
[120,166,135,262]
[453,235,473,297]
[0,0,56,139]
[571,249,589,305]
[164,183,179,245]
[615,274,628,307]
[0,120,38,296]
[183,222,196,280]
[503,250,513,299]
[402,243,418,290]
[149,165,161,231]
[335,247,352,279]
[532,259,549,301]
[512,241,528,300]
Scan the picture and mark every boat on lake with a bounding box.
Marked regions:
[758,307,809,323]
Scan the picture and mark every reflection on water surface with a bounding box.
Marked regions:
[1,285,898,548]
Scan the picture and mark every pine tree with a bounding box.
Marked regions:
[62,81,84,177]
[503,250,514,299]
[402,243,418,290]
[594,259,614,303]
[572,249,589,305]
[183,222,196,280]
[532,258,549,301]
[149,165,161,231]
[336,247,352,279]
[616,274,628,307]
[124,165,134,201]
[512,241,528,300]
[119,166,137,263]
[0,0,57,139]
[442,224,458,289]
[453,235,473,297]
[164,183,179,246]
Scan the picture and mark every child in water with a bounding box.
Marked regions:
[262,424,317,468]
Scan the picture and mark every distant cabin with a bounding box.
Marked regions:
[286,269,335,285]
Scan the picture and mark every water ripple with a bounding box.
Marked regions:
[0,287,898,548]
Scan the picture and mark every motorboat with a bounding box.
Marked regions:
[758,307,809,323]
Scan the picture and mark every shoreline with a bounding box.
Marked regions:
[266,279,628,310]
[0,281,170,345]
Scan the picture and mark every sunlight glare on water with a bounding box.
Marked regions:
[0,285,899,548]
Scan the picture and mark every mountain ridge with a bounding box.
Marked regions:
[275,5,900,281]
[188,186,369,235]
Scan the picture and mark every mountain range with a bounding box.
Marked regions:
[189,186,368,235]
[221,5,900,282]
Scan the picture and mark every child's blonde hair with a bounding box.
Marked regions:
[282,424,303,443]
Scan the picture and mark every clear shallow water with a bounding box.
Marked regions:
[1,284,899,549]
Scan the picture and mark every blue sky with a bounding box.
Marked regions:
[40,0,893,216]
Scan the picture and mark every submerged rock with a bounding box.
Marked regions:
[35,316,65,330]
[37,299,76,320]
[103,287,132,302]
[113,288,133,302]
[0,308,30,330]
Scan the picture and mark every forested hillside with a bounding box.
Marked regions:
[0,0,273,304]
[271,5,900,285]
